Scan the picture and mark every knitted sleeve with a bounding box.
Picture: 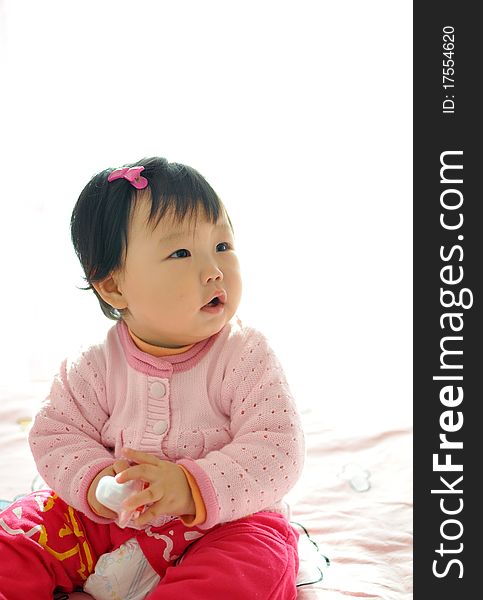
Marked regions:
[178,328,305,529]
[28,348,116,523]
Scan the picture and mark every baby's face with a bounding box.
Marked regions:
[115,197,242,347]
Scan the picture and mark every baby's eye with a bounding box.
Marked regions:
[169,249,191,259]
[216,242,232,252]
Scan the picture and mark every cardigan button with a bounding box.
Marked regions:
[153,420,168,435]
[150,382,166,398]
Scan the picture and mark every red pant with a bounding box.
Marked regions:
[0,489,299,600]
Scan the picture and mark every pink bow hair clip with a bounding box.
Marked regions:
[107,166,148,189]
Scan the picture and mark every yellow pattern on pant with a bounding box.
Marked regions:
[0,491,94,581]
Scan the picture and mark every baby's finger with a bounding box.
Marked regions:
[115,463,158,484]
[123,486,162,511]
[94,504,118,520]
[133,503,160,527]
[112,459,130,474]
[121,447,161,466]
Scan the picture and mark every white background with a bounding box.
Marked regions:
[0,0,412,428]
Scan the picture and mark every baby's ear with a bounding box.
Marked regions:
[92,274,128,310]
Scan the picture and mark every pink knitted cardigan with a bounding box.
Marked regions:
[29,317,305,530]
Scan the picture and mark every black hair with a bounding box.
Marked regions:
[70,156,230,320]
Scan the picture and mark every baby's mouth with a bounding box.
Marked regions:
[201,291,227,310]
[203,296,223,308]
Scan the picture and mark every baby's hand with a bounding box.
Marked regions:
[115,448,196,527]
[87,459,130,519]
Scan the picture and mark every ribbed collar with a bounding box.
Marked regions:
[128,327,195,356]
[116,320,220,377]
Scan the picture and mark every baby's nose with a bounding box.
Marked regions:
[202,264,223,284]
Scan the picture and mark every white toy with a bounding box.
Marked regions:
[96,475,144,528]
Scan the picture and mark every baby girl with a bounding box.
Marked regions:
[0,156,305,600]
